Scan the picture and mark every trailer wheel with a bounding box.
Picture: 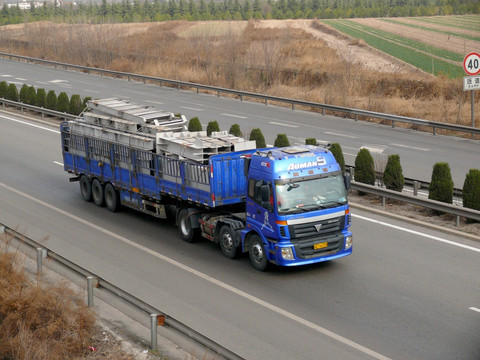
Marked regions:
[219,225,240,259]
[249,235,269,271]
[178,209,198,243]
[92,179,104,207]
[104,183,120,212]
[80,175,92,202]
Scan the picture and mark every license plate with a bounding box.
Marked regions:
[314,242,328,250]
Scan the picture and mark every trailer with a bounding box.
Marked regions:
[61,98,352,271]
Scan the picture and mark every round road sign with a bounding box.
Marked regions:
[463,52,480,76]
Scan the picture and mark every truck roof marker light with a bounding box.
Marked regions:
[276,220,287,225]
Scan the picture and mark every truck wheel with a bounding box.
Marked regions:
[92,179,104,207]
[219,225,240,259]
[104,183,120,212]
[80,175,92,202]
[178,209,198,243]
[249,235,269,271]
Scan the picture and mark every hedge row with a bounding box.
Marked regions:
[0,81,90,116]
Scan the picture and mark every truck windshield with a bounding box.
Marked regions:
[276,173,347,214]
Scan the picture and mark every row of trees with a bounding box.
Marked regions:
[0,82,90,116]
[0,0,478,25]
[187,117,479,217]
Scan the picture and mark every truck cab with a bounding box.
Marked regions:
[243,146,352,270]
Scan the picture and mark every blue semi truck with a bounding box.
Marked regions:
[61,98,352,271]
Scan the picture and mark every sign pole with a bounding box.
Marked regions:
[472,90,475,138]
[463,52,480,138]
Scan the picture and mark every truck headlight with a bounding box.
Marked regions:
[345,235,353,250]
[281,247,294,260]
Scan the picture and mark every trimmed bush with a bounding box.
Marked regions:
[428,162,453,204]
[35,88,47,108]
[274,134,290,147]
[305,138,316,145]
[6,83,19,101]
[383,154,404,192]
[69,94,83,115]
[46,90,57,110]
[249,128,266,148]
[354,148,375,185]
[330,143,345,174]
[229,123,243,137]
[82,96,92,109]
[206,120,220,136]
[19,84,29,103]
[57,92,69,113]
[462,169,480,216]
[0,81,8,98]
[27,86,36,105]
[188,117,203,132]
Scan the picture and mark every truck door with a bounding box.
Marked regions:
[246,179,276,239]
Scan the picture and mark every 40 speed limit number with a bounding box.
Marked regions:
[463,52,480,76]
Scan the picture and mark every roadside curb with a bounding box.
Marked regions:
[350,202,480,242]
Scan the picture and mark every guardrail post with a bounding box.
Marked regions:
[36,247,46,280]
[150,314,158,350]
[392,120,395,128]
[413,181,418,196]
[355,114,358,121]
[322,108,325,115]
[382,196,386,207]
[265,99,268,105]
[433,127,436,136]
[455,215,460,227]
[240,94,243,101]
[197,87,199,94]
[87,276,94,307]
[292,103,295,110]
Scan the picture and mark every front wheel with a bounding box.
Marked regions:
[177,209,198,243]
[92,179,104,207]
[219,225,240,259]
[249,235,269,271]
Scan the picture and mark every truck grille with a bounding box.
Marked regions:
[288,216,345,259]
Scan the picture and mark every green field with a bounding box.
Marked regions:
[413,16,480,32]
[323,19,465,78]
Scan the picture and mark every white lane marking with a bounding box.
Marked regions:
[16,78,27,81]
[269,121,298,128]
[469,307,480,313]
[324,131,357,138]
[352,214,480,253]
[1,181,390,360]
[50,79,68,83]
[390,143,429,151]
[0,75,12,78]
[0,114,59,134]
[53,161,63,166]
[181,106,203,111]
[221,113,248,119]
[145,100,164,106]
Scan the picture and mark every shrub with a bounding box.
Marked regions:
[462,169,480,219]
[354,148,375,185]
[229,123,243,137]
[274,133,290,147]
[305,137,316,145]
[69,94,83,115]
[6,83,19,101]
[27,86,36,105]
[82,96,92,109]
[330,143,345,174]
[383,154,404,192]
[57,92,69,113]
[19,84,29,103]
[0,81,8,98]
[428,162,453,204]
[35,88,47,108]
[206,120,220,136]
[188,116,203,132]
[249,128,266,148]
[46,90,57,110]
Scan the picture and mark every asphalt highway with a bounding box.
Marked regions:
[1,108,479,359]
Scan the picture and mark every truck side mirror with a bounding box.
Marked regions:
[344,173,351,190]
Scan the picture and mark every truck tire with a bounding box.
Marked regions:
[92,179,104,207]
[219,225,240,259]
[249,235,269,271]
[178,209,198,243]
[104,183,120,212]
[80,175,92,202]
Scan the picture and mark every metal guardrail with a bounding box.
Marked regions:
[1,52,479,138]
[0,224,243,360]
[0,98,77,120]
[351,181,480,226]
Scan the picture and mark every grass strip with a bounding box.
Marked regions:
[380,18,480,42]
[413,16,480,32]
[323,20,463,78]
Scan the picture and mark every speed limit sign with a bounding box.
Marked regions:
[463,52,480,76]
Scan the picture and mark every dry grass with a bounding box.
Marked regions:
[0,232,135,360]
[0,19,478,134]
